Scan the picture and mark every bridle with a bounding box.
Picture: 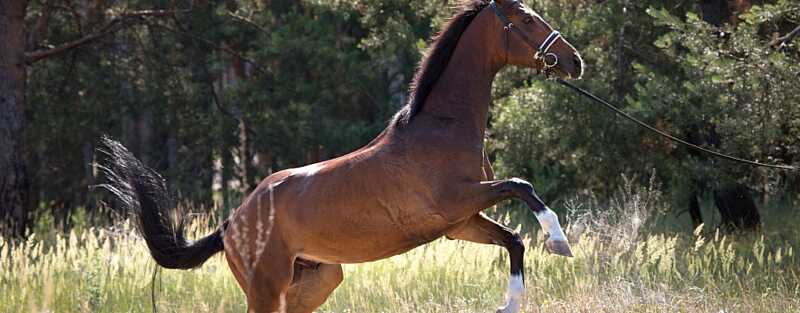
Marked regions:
[487,0,562,71]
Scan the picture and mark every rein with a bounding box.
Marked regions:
[556,78,797,171]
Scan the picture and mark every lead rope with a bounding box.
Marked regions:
[556,78,797,171]
[490,0,511,65]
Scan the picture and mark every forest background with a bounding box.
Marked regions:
[0,0,799,238]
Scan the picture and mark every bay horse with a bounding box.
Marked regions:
[100,0,584,312]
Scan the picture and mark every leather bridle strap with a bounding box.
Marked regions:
[488,0,513,28]
[487,0,561,68]
[536,31,561,59]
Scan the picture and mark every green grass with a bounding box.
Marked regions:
[3,181,800,312]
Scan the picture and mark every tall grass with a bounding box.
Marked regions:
[2,181,799,312]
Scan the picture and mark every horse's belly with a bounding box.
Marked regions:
[294,206,454,264]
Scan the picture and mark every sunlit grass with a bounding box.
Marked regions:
[2,214,799,313]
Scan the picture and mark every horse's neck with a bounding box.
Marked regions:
[420,23,502,136]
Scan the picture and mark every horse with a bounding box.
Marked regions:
[100,0,584,312]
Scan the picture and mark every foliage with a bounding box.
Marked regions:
[23,0,442,224]
[17,0,800,230]
[488,0,800,217]
[640,1,800,192]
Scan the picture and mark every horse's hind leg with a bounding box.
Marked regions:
[223,226,294,313]
[225,249,248,294]
[233,234,295,313]
[285,262,343,313]
[446,213,525,313]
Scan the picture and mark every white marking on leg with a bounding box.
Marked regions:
[535,207,566,241]
[498,273,524,313]
[508,273,524,300]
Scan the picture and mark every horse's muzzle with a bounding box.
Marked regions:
[560,53,584,80]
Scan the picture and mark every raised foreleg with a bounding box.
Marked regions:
[446,213,525,313]
[443,178,572,256]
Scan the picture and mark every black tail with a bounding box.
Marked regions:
[98,136,225,269]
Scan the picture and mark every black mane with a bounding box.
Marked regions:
[394,0,490,126]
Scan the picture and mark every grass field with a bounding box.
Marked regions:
[2,184,800,313]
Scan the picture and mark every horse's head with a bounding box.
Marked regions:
[485,0,583,79]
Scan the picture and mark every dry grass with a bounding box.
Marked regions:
[2,180,799,312]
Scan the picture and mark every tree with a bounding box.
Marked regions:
[0,0,178,237]
[685,0,760,232]
[489,0,798,229]
[0,0,28,237]
[652,1,797,230]
[2,0,446,233]
[5,0,796,235]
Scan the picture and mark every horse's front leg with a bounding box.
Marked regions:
[446,213,526,313]
[445,178,572,256]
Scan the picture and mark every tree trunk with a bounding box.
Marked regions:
[237,115,251,195]
[714,183,760,231]
[685,122,717,231]
[221,144,233,210]
[0,0,29,238]
[695,1,761,233]
[230,55,252,195]
[614,0,629,101]
[688,189,704,229]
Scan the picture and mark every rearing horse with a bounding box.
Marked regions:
[101,1,583,312]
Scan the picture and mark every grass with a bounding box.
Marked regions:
[3,182,800,312]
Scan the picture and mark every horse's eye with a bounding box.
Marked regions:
[523,17,534,24]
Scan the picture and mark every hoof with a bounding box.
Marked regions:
[545,239,573,257]
[496,303,519,313]
[496,296,521,313]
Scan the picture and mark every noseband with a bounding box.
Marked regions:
[488,0,561,70]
